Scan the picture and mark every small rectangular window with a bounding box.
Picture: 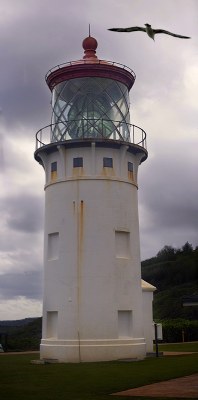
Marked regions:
[128,162,134,181]
[51,162,57,181]
[128,162,133,172]
[115,230,130,258]
[47,311,58,338]
[48,232,59,260]
[73,157,83,168]
[51,162,57,172]
[118,310,132,338]
[103,157,113,168]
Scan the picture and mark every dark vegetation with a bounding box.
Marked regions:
[142,242,198,342]
[0,317,35,327]
[0,242,197,350]
[0,317,42,352]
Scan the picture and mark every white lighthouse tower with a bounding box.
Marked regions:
[35,36,149,362]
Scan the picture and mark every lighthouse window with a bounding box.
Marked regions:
[128,162,133,172]
[51,161,57,172]
[128,161,134,181]
[118,310,132,338]
[103,157,113,168]
[48,232,59,260]
[73,157,83,168]
[115,230,130,258]
[51,77,131,142]
[46,311,58,338]
[51,162,57,181]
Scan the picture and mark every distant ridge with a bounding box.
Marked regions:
[0,317,42,351]
[0,317,38,327]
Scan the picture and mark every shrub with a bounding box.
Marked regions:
[160,319,198,343]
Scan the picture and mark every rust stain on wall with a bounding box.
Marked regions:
[77,199,84,344]
[73,200,76,214]
[128,171,134,181]
[101,167,115,177]
[79,200,84,263]
[72,167,84,177]
[51,171,57,181]
[77,199,84,292]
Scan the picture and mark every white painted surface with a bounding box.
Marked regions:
[141,279,156,352]
[153,323,163,340]
[37,142,149,361]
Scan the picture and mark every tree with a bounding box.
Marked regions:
[156,245,176,261]
[182,242,193,254]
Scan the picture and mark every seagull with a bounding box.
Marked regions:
[108,23,190,40]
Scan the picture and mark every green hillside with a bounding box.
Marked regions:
[141,242,198,320]
[0,317,42,351]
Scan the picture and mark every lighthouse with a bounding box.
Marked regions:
[35,36,151,362]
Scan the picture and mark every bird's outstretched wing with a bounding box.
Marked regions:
[108,26,146,33]
[154,29,190,39]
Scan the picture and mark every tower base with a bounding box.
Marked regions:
[40,338,146,363]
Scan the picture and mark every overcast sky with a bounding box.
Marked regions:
[0,0,197,320]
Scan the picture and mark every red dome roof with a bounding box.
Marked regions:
[45,36,136,91]
[82,36,98,59]
[83,36,98,50]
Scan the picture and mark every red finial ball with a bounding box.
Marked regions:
[82,36,98,59]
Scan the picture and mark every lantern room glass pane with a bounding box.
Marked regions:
[50,77,130,142]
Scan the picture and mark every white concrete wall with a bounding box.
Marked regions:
[38,141,147,362]
[141,280,156,353]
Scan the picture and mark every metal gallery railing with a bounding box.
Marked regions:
[45,59,136,81]
[35,119,147,150]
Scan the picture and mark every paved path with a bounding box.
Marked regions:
[112,373,198,398]
[163,351,197,356]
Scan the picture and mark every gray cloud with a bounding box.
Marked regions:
[0,271,42,300]
[0,0,91,131]
[138,148,198,259]
[0,194,44,233]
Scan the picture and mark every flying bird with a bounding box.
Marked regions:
[108,23,190,40]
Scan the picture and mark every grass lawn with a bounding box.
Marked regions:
[0,352,198,400]
[158,341,198,352]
